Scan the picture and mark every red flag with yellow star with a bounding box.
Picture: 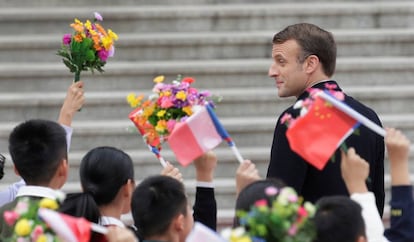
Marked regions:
[286,95,359,170]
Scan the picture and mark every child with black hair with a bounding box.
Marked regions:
[59,146,135,228]
[0,80,85,206]
[0,119,69,238]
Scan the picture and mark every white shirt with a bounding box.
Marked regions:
[351,192,390,242]
[100,216,126,228]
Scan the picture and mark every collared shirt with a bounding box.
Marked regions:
[16,185,61,200]
[100,216,125,228]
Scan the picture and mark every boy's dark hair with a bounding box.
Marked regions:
[314,196,366,242]
[59,146,134,223]
[131,175,188,239]
[273,23,337,77]
[8,119,67,185]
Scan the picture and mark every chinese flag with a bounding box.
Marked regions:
[286,96,359,170]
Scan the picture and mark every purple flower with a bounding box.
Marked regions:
[98,49,109,61]
[62,34,72,45]
[94,12,103,21]
[108,45,115,57]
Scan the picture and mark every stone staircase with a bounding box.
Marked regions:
[0,0,414,228]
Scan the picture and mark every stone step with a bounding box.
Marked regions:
[0,85,413,123]
[2,29,414,62]
[1,2,414,35]
[1,0,409,8]
[0,57,414,92]
[0,113,413,156]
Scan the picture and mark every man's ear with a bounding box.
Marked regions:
[13,165,20,176]
[356,235,367,242]
[57,159,69,179]
[173,214,185,232]
[304,54,320,74]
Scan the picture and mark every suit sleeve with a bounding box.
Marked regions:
[384,186,414,242]
[266,116,308,193]
[193,187,217,231]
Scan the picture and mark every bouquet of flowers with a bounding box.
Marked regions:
[3,194,65,242]
[222,186,316,242]
[127,75,219,152]
[57,12,118,82]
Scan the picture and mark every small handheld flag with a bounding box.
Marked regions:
[168,104,244,166]
[38,208,108,242]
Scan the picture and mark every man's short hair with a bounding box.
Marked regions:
[314,196,366,242]
[8,119,67,185]
[273,23,337,77]
[131,175,188,239]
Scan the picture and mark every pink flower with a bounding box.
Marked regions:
[31,225,44,241]
[3,211,19,226]
[167,120,176,133]
[280,113,293,125]
[288,194,298,202]
[297,206,308,218]
[94,12,103,21]
[254,199,268,207]
[325,83,337,90]
[98,49,109,61]
[288,224,298,235]
[332,91,345,101]
[265,186,278,196]
[160,97,174,108]
[62,34,72,45]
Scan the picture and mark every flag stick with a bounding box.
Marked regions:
[91,223,108,234]
[148,144,167,167]
[317,91,386,137]
[231,145,244,163]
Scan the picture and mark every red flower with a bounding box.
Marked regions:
[182,77,195,84]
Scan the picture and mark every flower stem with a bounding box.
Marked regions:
[74,71,80,82]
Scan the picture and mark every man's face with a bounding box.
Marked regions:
[268,39,308,98]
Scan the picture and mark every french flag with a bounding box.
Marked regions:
[167,104,233,166]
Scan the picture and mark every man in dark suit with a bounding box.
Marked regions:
[266,23,385,216]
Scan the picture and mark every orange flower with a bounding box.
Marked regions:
[73,34,83,42]
[95,23,108,36]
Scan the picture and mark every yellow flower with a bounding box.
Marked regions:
[84,20,92,31]
[36,235,48,242]
[175,91,187,101]
[143,106,155,117]
[102,35,113,50]
[15,219,31,236]
[39,198,58,210]
[182,106,192,116]
[157,110,166,118]
[108,29,119,41]
[153,75,165,83]
[230,236,252,242]
[155,120,167,133]
[127,93,142,108]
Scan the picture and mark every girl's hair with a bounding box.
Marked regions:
[60,146,134,223]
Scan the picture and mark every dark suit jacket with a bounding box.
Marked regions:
[266,80,385,216]
[193,187,217,231]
